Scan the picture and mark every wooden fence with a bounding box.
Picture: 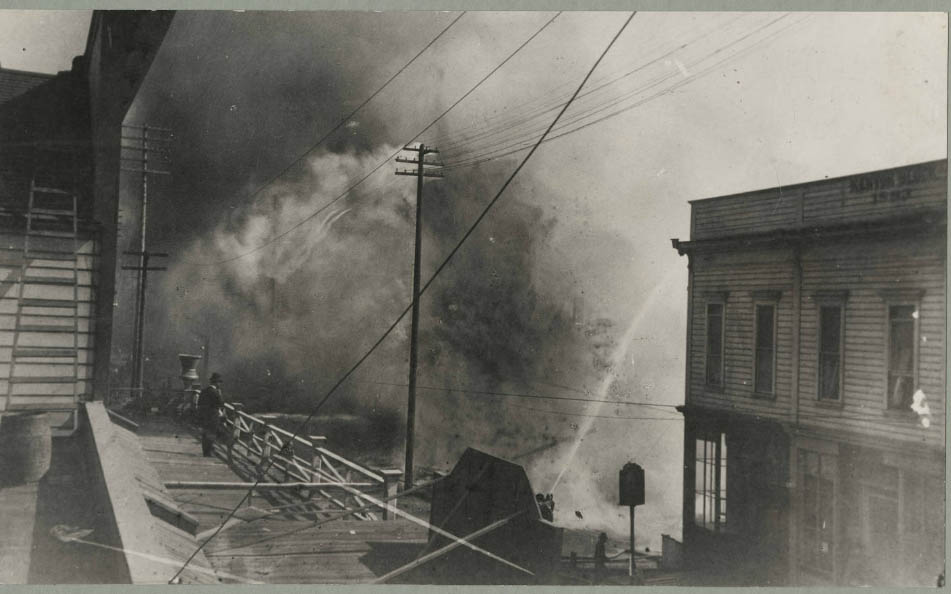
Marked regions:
[219,402,403,520]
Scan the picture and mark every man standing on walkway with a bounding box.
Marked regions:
[198,372,224,457]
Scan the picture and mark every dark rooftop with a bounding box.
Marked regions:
[0,67,53,107]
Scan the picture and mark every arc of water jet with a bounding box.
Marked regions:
[549,269,679,493]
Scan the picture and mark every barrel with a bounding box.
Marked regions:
[0,412,52,485]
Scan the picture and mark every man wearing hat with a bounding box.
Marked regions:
[197,372,225,456]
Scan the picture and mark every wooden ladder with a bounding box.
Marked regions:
[4,177,82,435]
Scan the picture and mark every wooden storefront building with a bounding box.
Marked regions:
[671,159,946,587]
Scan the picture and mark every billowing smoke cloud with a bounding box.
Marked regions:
[131,12,688,550]
[155,145,414,412]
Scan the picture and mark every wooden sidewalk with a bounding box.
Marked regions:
[136,416,429,584]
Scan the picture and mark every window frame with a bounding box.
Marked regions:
[703,292,728,391]
[751,290,781,398]
[879,289,924,412]
[797,445,839,577]
[813,291,848,405]
[694,431,728,533]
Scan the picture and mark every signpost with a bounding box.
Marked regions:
[619,462,645,584]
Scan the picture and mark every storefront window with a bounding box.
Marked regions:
[799,449,837,575]
[695,433,727,532]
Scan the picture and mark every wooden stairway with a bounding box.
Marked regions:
[3,178,84,435]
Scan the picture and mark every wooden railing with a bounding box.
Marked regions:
[219,402,403,520]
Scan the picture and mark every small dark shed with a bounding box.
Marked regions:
[406,448,563,584]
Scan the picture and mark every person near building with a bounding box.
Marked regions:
[594,532,608,583]
[197,372,225,457]
[535,493,555,521]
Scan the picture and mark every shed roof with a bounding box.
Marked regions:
[0,67,53,107]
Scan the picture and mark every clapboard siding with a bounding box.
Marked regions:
[692,160,947,240]
[693,193,801,239]
[684,226,944,453]
[0,229,100,410]
[797,235,944,447]
[689,247,794,418]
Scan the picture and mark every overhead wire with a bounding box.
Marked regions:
[502,400,683,421]
[155,11,465,252]
[170,13,804,274]
[442,13,807,171]
[430,13,749,156]
[443,14,811,172]
[353,378,680,412]
[170,10,615,580]
[439,13,795,163]
[180,12,562,268]
[426,13,748,147]
[432,16,750,159]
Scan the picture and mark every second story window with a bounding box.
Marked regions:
[887,304,917,410]
[754,304,776,396]
[818,305,843,401]
[705,303,724,387]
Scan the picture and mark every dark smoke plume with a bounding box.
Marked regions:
[127,12,683,548]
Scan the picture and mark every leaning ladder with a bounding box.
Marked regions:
[4,178,82,435]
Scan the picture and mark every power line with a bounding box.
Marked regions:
[181,12,561,268]
[425,13,742,147]
[440,13,794,164]
[255,11,465,189]
[442,14,804,171]
[431,13,747,155]
[158,11,464,256]
[195,13,800,273]
[170,11,611,580]
[502,400,683,421]
[354,378,680,411]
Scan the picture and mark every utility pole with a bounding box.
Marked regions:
[395,143,443,489]
[120,124,171,398]
[121,250,168,395]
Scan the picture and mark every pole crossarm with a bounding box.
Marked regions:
[122,123,173,133]
[402,144,439,154]
[120,167,172,175]
[395,157,445,167]
[123,251,170,257]
[395,169,444,178]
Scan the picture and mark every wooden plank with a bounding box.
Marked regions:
[165,481,376,490]
[85,403,219,584]
[133,415,442,583]
[0,483,39,584]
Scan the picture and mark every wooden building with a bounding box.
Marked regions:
[0,12,172,433]
[671,160,946,587]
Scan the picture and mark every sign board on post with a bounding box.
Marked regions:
[619,462,645,507]
[619,462,645,584]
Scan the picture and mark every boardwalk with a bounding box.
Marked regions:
[137,417,429,584]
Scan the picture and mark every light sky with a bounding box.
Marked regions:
[0,10,90,72]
